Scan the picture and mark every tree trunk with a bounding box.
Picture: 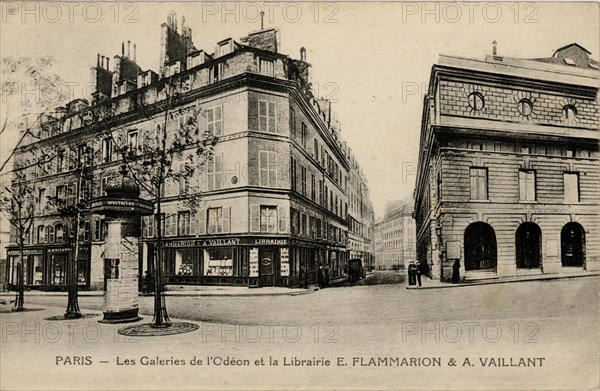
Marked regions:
[65,231,81,319]
[152,197,171,328]
[13,233,25,312]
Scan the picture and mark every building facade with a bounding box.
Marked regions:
[5,13,373,290]
[374,199,416,270]
[347,148,375,271]
[414,44,599,282]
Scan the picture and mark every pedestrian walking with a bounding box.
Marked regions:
[452,259,461,283]
[415,261,422,287]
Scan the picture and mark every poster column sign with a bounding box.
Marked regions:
[100,219,141,323]
[249,247,259,277]
[280,248,290,277]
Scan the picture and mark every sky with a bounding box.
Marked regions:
[1,1,598,218]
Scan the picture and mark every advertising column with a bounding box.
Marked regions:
[100,218,141,323]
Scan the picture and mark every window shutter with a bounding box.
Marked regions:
[223,206,231,233]
[259,152,268,186]
[469,168,477,199]
[250,205,259,232]
[259,100,267,132]
[526,172,535,201]
[519,171,526,200]
[215,154,223,189]
[197,208,206,235]
[478,169,487,200]
[278,206,287,233]
[269,151,277,187]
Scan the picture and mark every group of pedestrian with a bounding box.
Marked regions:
[407,261,422,287]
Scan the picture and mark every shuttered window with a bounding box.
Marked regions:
[518,170,536,201]
[258,100,277,133]
[260,206,278,233]
[564,172,579,203]
[259,151,277,187]
[207,105,223,136]
[208,154,223,191]
[469,167,488,200]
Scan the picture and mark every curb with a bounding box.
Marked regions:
[0,289,316,298]
[406,272,599,290]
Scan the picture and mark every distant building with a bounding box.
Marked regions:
[5,13,373,290]
[374,199,416,270]
[414,43,599,282]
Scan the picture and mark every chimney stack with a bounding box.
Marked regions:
[134,43,137,62]
[127,40,131,58]
[121,42,125,56]
[97,53,101,67]
[493,40,497,56]
[300,47,306,62]
[106,56,110,69]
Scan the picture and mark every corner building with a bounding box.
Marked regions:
[414,44,599,282]
[5,13,373,290]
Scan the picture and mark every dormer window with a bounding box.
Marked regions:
[259,58,274,77]
[218,40,233,57]
[563,58,576,66]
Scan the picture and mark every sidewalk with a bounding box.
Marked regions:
[407,270,599,289]
[0,285,316,298]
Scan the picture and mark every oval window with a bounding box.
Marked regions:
[563,105,577,120]
[518,99,533,116]
[468,92,485,111]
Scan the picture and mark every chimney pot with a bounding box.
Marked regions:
[134,43,137,62]
[106,57,110,70]
[300,47,306,61]
[492,40,498,56]
[121,42,125,56]
[127,40,131,58]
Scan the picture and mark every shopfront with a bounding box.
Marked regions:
[6,245,90,290]
[6,248,44,289]
[145,237,291,287]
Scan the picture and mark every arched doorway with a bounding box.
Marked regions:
[464,222,497,271]
[515,223,542,269]
[561,223,585,267]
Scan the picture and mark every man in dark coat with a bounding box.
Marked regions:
[452,259,461,283]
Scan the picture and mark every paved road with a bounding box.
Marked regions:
[20,276,597,326]
[3,277,598,390]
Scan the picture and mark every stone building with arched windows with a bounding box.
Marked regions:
[414,43,599,282]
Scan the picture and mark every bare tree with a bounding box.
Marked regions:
[1,55,64,174]
[0,156,36,311]
[109,78,217,327]
[42,143,95,319]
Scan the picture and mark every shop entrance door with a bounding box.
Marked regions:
[259,248,276,287]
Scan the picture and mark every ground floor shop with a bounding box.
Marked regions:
[142,236,348,288]
[5,245,91,291]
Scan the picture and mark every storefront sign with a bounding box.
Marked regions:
[204,238,241,247]
[7,248,43,256]
[249,247,259,277]
[254,238,288,246]
[280,247,289,277]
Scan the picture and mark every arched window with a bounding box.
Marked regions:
[563,105,577,121]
